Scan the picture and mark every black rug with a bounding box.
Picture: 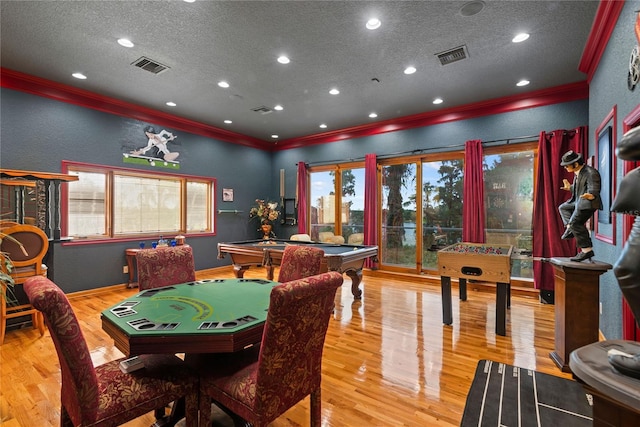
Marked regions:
[461,360,592,427]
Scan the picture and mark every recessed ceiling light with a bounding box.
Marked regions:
[433,98,444,104]
[512,33,530,43]
[218,81,230,88]
[369,112,378,118]
[117,38,134,48]
[516,79,530,87]
[183,0,196,3]
[319,124,327,129]
[72,72,87,80]
[404,66,417,75]
[277,55,290,64]
[274,105,284,111]
[459,1,485,17]
[224,120,232,124]
[166,101,177,107]
[329,88,340,95]
[366,18,381,30]
[271,135,279,139]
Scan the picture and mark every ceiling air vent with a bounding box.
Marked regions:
[436,45,468,66]
[251,106,273,115]
[131,56,170,74]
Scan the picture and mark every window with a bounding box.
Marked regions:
[305,142,537,283]
[483,143,536,279]
[64,162,214,239]
[309,164,364,242]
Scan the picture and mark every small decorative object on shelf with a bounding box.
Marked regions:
[157,236,168,247]
[249,199,279,239]
[175,235,185,245]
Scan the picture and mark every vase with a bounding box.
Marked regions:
[260,223,273,239]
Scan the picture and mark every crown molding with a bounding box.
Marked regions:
[0,67,272,150]
[578,0,625,82]
[274,81,589,150]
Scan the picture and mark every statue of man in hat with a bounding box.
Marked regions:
[607,125,640,379]
[558,150,602,262]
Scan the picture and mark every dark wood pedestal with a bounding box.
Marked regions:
[548,257,612,372]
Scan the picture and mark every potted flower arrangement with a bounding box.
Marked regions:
[249,199,280,239]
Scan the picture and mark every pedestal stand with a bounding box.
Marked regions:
[548,257,612,372]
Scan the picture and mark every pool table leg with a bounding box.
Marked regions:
[345,269,363,299]
[265,264,275,281]
[233,265,249,278]
[441,276,453,325]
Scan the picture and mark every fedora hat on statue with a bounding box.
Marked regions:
[560,150,583,166]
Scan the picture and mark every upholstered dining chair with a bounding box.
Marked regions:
[197,271,344,427]
[0,224,48,344]
[277,244,324,283]
[23,275,198,427]
[136,245,196,290]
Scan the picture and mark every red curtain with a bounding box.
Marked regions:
[533,127,587,290]
[462,140,486,243]
[364,153,378,268]
[296,162,308,234]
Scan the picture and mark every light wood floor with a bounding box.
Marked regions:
[0,267,572,426]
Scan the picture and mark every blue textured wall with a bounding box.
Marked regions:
[1,88,274,293]
[588,0,640,339]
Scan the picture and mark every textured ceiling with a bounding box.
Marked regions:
[0,1,599,143]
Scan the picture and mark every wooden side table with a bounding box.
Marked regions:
[548,257,612,372]
[125,248,140,288]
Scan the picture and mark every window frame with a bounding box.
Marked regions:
[61,161,215,243]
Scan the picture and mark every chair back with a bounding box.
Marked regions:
[254,271,343,420]
[347,233,364,245]
[23,276,100,425]
[0,224,49,283]
[136,245,196,290]
[277,245,324,283]
[289,233,311,242]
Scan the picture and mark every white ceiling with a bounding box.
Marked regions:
[0,0,599,143]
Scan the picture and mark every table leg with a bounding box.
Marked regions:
[233,265,249,278]
[265,264,275,281]
[496,282,509,336]
[459,278,467,301]
[126,253,136,288]
[150,398,183,427]
[441,276,452,325]
[345,269,363,299]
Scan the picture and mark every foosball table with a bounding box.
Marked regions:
[438,242,513,336]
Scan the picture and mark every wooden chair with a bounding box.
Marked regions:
[136,245,196,290]
[289,233,312,242]
[277,245,324,283]
[347,232,364,245]
[0,224,48,344]
[197,271,344,427]
[24,275,198,427]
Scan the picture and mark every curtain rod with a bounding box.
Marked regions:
[302,132,550,167]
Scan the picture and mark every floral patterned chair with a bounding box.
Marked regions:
[197,271,344,427]
[23,275,198,427]
[277,245,324,283]
[136,245,196,290]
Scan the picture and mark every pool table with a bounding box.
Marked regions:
[217,239,378,299]
[101,278,277,356]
